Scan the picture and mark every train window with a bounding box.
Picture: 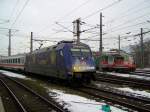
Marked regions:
[15,58,18,63]
[21,58,24,64]
[102,56,108,61]
[12,59,14,63]
[15,59,16,63]
[18,58,20,63]
[71,48,81,56]
[81,49,91,57]
[108,56,114,64]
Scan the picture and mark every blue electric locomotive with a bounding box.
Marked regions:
[25,41,96,83]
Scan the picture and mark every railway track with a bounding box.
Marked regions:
[136,69,150,73]
[0,75,66,112]
[79,85,150,112]
[96,72,150,89]
[130,70,150,77]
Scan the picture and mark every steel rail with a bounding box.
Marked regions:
[129,72,150,77]
[0,79,27,112]
[97,76,150,89]
[5,76,66,112]
[96,72,150,88]
[84,85,150,104]
[79,85,150,112]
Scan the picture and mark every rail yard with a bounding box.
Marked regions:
[0,69,150,112]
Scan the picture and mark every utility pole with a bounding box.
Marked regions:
[30,32,33,53]
[76,19,80,44]
[140,28,144,68]
[73,18,81,44]
[118,35,120,54]
[8,29,11,56]
[99,12,103,71]
[99,12,103,53]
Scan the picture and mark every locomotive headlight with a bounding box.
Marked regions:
[73,65,95,72]
[88,66,95,70]
[73,66,80,72]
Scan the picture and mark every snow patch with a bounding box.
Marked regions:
[0,70,27,79]
[117,87,150,99]
[48,89,127,112]
[104,72,150,80]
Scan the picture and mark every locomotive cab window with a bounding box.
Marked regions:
[71,48,81,56]
[81,48,91,57]
[114,56,124,62]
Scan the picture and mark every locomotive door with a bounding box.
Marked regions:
[56,49,66,78]
[108,55,114,64]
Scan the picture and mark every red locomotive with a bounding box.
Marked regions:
[93,50,136,72]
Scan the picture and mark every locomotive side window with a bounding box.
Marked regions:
[60,50,63,56]
[108,55,114,64]
[102,55,108,61]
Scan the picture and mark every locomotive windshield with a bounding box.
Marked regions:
[71,48,91,57]
[71,48,81,56]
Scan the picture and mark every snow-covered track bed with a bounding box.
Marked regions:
[96,72,150,89]
[79,85,150,112]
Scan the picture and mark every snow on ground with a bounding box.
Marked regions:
[97,71,150,80]
[48,89,127,112]
[0,70,27,79]
[116,87,150,99]
[137,68,150,70]
[95,82,150,100]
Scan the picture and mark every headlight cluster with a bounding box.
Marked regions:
[73,65,95,72]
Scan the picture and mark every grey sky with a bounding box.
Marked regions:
[0,0,150,56]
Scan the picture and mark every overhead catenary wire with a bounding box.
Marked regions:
[105,11,150,32]
[84,29,150,42]
[105,0,150,24]
[38,0,91,34]
[104,21,148,34]
[59,0,92,20]
[82,0,123,20]
[10,0,30,28]
[55,22,74,33]
[38,0,122,36]
[9,0,20,22]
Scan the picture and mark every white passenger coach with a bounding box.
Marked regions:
[0,54,26,70]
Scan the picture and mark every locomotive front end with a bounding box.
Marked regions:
[70,45,96,82]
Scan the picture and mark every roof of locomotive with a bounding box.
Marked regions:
[30,40,90,54]
[93,50,132,57]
